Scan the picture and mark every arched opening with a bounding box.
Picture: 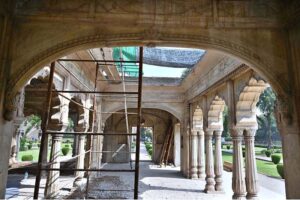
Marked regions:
[3,45,291,199]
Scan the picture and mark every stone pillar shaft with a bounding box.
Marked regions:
[198,130,205,179]
[232,129,246,199]
[75,135,86,180]
[204,129,215,192]
[214,130,223,191]
[45,136,62,198]
[190,129,198,179]
[244,129,259,199]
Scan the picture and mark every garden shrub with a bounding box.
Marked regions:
[62,147,70,156]
[277,164,284,179]
[21,155,33,161]
[242,151,246,157]
[66,139,71,143]
[226,145,231,150]
[265,150,272,157]
[27,143,32,150]
[65,144,70,148]
[271,154,281,164]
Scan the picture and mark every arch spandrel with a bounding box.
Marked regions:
[207,95,226,130]
[4,26,289,120]
[236,77,268,128]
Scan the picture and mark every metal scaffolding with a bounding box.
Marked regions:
[33,47,144,199]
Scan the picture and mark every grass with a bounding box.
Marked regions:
[18,143,72,162]
[222,151,281,178]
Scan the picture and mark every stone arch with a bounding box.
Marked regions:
[68,96,85,131]
[102,102,182,124]
[207,96,226,130]
[236,77,268,128]
[24,76,62,131]
[192,105,203,131]
[5,32,288,119]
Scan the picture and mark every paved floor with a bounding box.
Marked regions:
[6,142,285,199]
[131,142,152,161]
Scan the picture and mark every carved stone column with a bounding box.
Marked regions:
[45,135,62,198]
[197,130,205,179]
[244,128,259,199]
[190,129,198,179]
[74,134,86,185]
[214,130,224,191]
[232,128,246,199]
[204,129,215,193]
[185,125,190,178]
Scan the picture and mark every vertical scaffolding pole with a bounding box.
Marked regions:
[33,62,56,199]
[85,64,99,198]
[134,47,143,199]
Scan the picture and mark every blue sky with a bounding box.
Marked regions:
[143,64,186,78]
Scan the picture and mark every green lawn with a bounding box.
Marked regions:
[18,149,40,161]
[18,143,72,162]
[222,151,281,178]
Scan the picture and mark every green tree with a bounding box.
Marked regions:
[25,115,41,135]
[256,87,277,149]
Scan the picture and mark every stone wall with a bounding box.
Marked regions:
[102,109,178,164]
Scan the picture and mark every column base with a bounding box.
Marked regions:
[198,173,205,179]
[73,177,87,191]
[233,193,246,200]
[246,193,258,200]
[191,174,198,179]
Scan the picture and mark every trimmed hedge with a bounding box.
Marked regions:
[277,164,284,179]
[265,150,272,157]
[61,147,70,156]
[64,144,70,148]
[271,154,281,164]
[21,155,33,161]
[226,145,231,150]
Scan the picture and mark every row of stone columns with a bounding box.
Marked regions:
[232,128,258,199]
[190,129,205,179]
[203,129,224,193]
[189,127,258,199]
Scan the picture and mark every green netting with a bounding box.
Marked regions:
[113,47,139,77]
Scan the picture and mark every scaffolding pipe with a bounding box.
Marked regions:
[134,46,143,199]
[33,62,55,199]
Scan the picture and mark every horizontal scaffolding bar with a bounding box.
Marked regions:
[58,59,139,63]
[92,151,136,154]
[58,93,94,112]
[45,131,137,136]
[41,168,136,172]
[54,90,138,94]
[95,95,138,98]
[96,79,139,83]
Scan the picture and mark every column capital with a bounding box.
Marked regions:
[190,129,197,135]
[52,135,63,141]
[244,128,257,137]
[230,127,244,137]
[204,129,214,136]
[198,129,204,136]
[214,129,223,136]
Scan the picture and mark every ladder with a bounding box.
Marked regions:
[33,47,144,199]
[159,121,174,166]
